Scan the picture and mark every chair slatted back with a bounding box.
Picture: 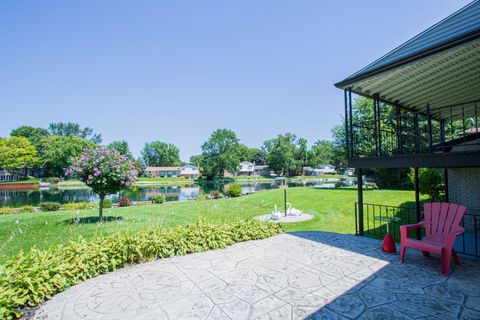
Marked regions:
[423,202,467,240]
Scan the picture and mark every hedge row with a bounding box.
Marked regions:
[0,219,282,319]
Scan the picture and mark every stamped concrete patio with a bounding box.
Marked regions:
[33,232,480,320]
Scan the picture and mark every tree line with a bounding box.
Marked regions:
[0,123,344,180]
[194,129,344,180]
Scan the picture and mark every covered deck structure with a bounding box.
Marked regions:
[335,0,480,257]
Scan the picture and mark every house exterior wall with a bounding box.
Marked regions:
[448,167,480,230]
[238,162,255,175]
[0,171,22,182]
[180,166,199,179]
[254,165,271,176]
[144,167,181,178]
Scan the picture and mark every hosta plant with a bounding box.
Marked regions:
[0,219,281,319]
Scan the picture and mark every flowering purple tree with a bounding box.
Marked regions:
[66,147,138,220]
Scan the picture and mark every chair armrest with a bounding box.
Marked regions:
[400,221,424,231]
[453,226,465,236]
[400,221,424,242]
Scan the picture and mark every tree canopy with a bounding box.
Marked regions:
[48,122,102,144]
[200,129,241,179]
[141,141,181,167]
[308,140,334,167]
[66,147,138,219]
[107,140,131,157]
[239,146,266,164]
[189,155,203,167]
[0,137,40,176]
[41,136,96,177]
[262,133,305,175]
[10,126,50,151]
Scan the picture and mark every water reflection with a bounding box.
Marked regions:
[0,179,352,207]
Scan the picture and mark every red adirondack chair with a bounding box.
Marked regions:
[400,202,467,275]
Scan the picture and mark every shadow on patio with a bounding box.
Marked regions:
[32,231,480,320]
[288,231,480,319]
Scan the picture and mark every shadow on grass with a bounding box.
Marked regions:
[64,216,123,224]
[362,200,419,242]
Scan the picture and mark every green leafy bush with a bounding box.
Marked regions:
[17,206,35,213]
[101,198,112,208]
[195,194,209,201]
[0,219,281,319]
[62,202,95,211]
[0,206,35,215]
[225,183,242,197]
[409,168,444,200]
[118,196,131,207]
[0,207,16,215]
[39,202,61,212]
[151,194,166,204]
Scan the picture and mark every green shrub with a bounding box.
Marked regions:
[17,206,35,213]
[101,198,112,208]
[409,168,444,200]
[39,202,61,212]
[151,194,166,204]
[225,183,242,197]
[0,207,16,215]
[0,219,281,319]
[62,202,95,211]
[118,196,131,207]
[196,194,209,201]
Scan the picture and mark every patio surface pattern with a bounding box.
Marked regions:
[33,232,480,320]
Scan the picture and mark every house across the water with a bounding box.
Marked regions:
[303,165,337,176]
[145,165,200,179]
[237,162,272,176]
[0,170,23,182]
[180,165,199,179]
[144,166,181,178]
[238,161,255,176]
[254,165,271,176]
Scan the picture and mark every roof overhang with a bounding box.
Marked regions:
[335,1,480,120]
[335,35,480,120]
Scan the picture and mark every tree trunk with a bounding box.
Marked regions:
[99,196,104,221]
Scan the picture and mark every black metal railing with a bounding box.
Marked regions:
[459,213,480,257]
[355,202,480,257]
[355,202,417,241]
[346,96,480,159]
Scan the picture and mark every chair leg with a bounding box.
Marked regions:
[422,251,430,257]
[400,244,406,263]
[452,250,460,266]
[441,248,451,276]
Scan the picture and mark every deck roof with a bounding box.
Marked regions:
[335,0,480,118]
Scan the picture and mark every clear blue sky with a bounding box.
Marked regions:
[0,0,471,161]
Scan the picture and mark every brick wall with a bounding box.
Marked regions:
[448,167,480,230]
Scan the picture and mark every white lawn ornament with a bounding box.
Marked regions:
[271,205,281,221]
[286,202,303,216]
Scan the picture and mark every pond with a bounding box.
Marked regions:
[0,179,355,207]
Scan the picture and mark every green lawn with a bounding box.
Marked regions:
[0,187,418,263]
